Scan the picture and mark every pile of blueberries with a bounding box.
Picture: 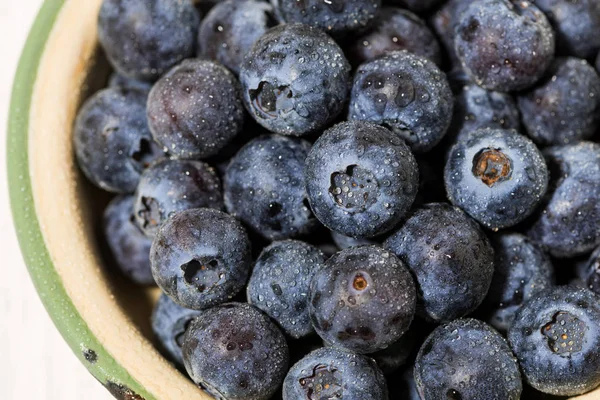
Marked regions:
[75,0,600,398]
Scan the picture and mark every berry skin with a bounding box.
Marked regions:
[103,195,154,285]
[517,57,600,146]
[455,0,555,92]
[534,0,600,59]
[98,0,200,81]
[108,73,152,96]
[134,159,223,238]
[198,0,278,75]
[348,8,442,66]
[74,87,165,193]
[480,232,555,333]
[447,84,521,144]
[508,286,600,396]
[527,142,600,258]
[384,203,494,323]
[282,347,388,400]
[224,135,317,241]
[348,51,453,153]
[330,230,377,250]
[305,121,419,238]
[150,208,251,310]
[275,0,381,37]
[369,325,417,375]
[182,303,289,400]
[577,246,600,295]
[239,24,351,136]
[445,128,549,230]
[430,0,473,70]
[246,240,326,339]
[151,294,202,366]
[308,245,416,354]
[415,318,522,400]
[147,58,245,160]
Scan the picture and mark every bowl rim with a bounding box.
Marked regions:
[7,1,156,399]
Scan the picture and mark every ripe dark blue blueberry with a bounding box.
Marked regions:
[577,246,600,295]
[348,8,442,66]
[134,159,223,237]
[455,0,555,92]
[151,294,202,366]
[528,142,600,258]
[385,203,494,323]
[198,0,277,75]
[103,195,154,285]
[224,134,316,240]
[282,347,388,400]
[430,0,472,70]
[275,0,380,37]
[98,0,200,81]
[415,318,522,400]
[518,57,600,146]
[239,24,351,136]
[308,245,416,354]
[447,84,521,144]
[305,121,419,238]
[182,303,289,400]
[247,240,326,339]
[348,51,453,153]
[445,128,549,230]
[535,0,600,59]
[147,58,245,160]
[481,232,555,333]
[74,87,164,193]
[150,208,251,310]
[508,286,600,396]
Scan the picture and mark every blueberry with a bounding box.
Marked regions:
[147,58,245,160]
[517,57,600,146]
[198,0,278,75]
[103,195,154,285]
[369,325,417,375]
[445,128,549,230]
[239,24,351,136]
[577,246,600,295]
[275,0,381,37]
[182,302,289,400]
[98,0,200,81]
[150,208,251,310]
[224,134,316,240]
[508,286,600,396]
[282,347,388,400]
[305,121,419,238]
[330,230,377,250]
[348,51,453,153]
[151,294,202,366]
[74,87,165,193]
[386,0,444,14]
[415,318,522,400]
[430,0,473,70]
[108,73,152,96]
[384,203,494,322]
[447,84,521,144]
[455,0,555,92]
[247,240,326,339]
[534,0,600,59]
[309,245,416,354]
[134,159,223,237]
[348,8,442,66]
[480,232,555,333]
[527,142,600,258]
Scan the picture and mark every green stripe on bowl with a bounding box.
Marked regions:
[7,1,154,399]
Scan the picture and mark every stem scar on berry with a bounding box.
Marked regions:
[353,273,368,291]
[472,148,512,187]
[542,311,586,355]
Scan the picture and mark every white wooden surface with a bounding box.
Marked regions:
[0,1,111,399]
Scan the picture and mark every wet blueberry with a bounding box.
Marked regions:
[577,246,600,295]
[348,51,453,153]
[305,121,419,238]
[133,159,223,238]
[150,208,251,310]
[308,245,416,354]
[385,203,494,322]
[247,240,326,339]
[430,0,473,71]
